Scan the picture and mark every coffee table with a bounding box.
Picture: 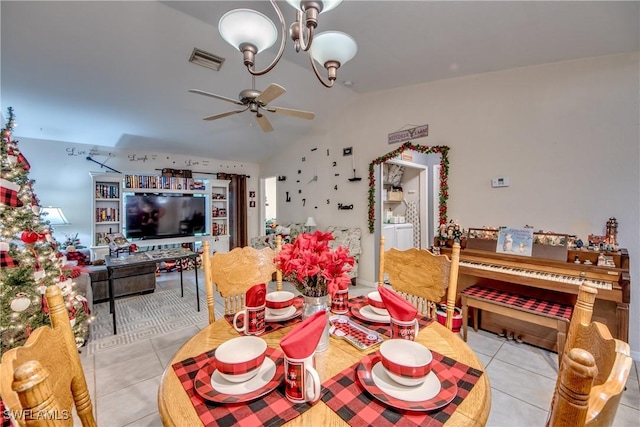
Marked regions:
[105,248,200,334]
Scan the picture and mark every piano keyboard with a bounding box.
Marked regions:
[459,260,613,290]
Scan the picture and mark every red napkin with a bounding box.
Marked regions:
[246,283,266,307]
[280,311,327,359]
[378,285,417,321]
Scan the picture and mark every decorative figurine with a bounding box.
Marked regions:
[605,217,618,246]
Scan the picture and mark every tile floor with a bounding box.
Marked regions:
[79,270,640,426]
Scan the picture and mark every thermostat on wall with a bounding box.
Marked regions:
[491,176,510,188]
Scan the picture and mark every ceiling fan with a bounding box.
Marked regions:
[188,83,315,132]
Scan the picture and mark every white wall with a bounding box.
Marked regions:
[260,53,640,357]
[17,138,261,247]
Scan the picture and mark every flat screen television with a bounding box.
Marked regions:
[124,194,206,239]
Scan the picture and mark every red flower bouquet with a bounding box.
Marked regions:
[274,231,354,297]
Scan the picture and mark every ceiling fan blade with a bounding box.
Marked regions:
[269,106,315,120]
[256,83,286,105]
[256,114,274,132]
[203,108,247,121]
[189,89,244,106]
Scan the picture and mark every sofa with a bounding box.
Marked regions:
[326,226,362,282]
[249,222,307,251]
[250,223,362,284]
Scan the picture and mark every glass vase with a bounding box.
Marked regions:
[302,295,330,353]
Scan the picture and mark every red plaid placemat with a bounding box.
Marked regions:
[461,285,573,319]
[348,296,433,337]
[224,297,304,336]
[321,350,483,426]
[172,346,313,427]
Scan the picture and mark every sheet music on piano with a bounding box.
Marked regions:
[495,227,534,257]
[467,227,569,261]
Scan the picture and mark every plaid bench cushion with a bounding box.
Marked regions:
[461,285,572,320]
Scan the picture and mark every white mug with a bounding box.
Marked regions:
[233,304,266,335]
[284,354,321,404]
[390,317,419,341]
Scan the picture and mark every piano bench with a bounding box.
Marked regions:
[460,285,573,359]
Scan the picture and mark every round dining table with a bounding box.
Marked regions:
[158,315,491,426]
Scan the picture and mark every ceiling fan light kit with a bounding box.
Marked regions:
[217,0,357,87]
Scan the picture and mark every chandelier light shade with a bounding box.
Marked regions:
[310,31,357,66]
[218,0,356,87]
[310,31,357,87]
[41,207,70,226]
[219,9,278,54]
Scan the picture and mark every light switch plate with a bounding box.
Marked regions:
[491,176,510,188]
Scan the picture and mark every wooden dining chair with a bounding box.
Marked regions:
[378,237,461,328]
[201,240,277,322]
[0,285,96,427]
[546,281,633,427]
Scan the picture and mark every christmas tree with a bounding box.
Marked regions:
[1,107,90,354]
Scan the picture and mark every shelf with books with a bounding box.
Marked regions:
[90,172,124,260]
[209,179,230,253]
[124,174,206,192]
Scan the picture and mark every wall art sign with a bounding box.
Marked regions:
[388,125,429,144]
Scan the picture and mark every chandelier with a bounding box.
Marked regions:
[218,0,357,88]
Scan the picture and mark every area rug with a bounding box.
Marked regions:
[86,286,214,354]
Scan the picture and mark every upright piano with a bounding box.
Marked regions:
[439,245,630,351]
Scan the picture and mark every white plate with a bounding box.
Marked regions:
[210,357,276,395]
[359,305,391,323]
[265,305,299,322]
[371,361,441,402]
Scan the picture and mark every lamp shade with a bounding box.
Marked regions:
[305,216,317,227]
[218,9,278,53]
[310,31,357,66]
[285,0,343,14]
[42,207,70,225]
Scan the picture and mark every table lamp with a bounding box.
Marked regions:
[305,216,317,232]
[42,206,70,226]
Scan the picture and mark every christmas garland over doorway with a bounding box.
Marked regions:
[367,142,449,233]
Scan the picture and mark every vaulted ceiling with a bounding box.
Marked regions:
[2,1,637,163]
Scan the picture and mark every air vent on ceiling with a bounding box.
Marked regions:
[189,48,225,71]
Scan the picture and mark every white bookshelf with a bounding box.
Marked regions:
[90,172,123,260]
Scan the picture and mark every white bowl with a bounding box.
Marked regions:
[379,339,432,387]
[367,291,389,316]
[215,336,267,383]
[265,291,295,316]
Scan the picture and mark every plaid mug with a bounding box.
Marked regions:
[390,317,419,341]
[233,304,266,335]
[330,289,349,314]
[284,354,321,404]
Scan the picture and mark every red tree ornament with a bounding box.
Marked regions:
[21,231,39,244]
